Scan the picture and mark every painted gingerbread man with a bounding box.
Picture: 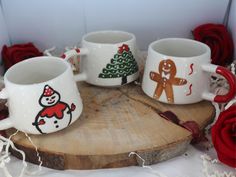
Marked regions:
[150,59,187,103]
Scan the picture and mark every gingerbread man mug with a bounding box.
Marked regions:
[142,38,236,104]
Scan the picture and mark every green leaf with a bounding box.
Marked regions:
[118,69,125,73]
[106,63,115,69]
[124,68,130,72]
[122,52,128,58]
[119,64,125,68]
[114,54,120,59]
[102,68,109,74]
[111,59,115,64]
[111,70,117,74]
[99,73,104,78]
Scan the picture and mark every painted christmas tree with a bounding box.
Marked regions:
[98,44,139,85]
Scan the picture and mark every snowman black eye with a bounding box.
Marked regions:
[46,98,49,101]
[52,96,55,99]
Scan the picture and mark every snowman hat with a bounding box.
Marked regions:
[43,85,55,96]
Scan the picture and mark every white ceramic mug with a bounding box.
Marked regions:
[0,56,83,134]
[62,30,139,86]
[142,38,236,104]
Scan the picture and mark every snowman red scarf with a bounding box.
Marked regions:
[40,102,75,119]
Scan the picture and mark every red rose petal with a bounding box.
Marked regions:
[2,45,14,69]
[1,43,42,70]
[211,105,236,168]
[220,125,235,151]
[231,123,236,137]
[159,111,180,124]
[193,23,234,66]
[159,111,204,143]
[218,152,236,168]
[181,121,202,143]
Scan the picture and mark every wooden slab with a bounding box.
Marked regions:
[6,82,215,170]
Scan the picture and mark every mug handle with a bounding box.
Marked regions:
[61,48,89,82]
[0,87,13,130]
[201,64,236,103]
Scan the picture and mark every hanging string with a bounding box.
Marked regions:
[24,133,42,175]
[0,130,43,177]
[129,152,152,170]
[128,152,169,177]
[0,130,27,177]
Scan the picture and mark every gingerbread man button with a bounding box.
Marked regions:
[150,59,187,103]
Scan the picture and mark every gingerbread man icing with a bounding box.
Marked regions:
[150,59,187,103]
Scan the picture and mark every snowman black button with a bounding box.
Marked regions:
[54,120,59,128]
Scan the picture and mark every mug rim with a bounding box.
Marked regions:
[4,56,70,86]
[82,30,135,45]
[149,38,210,59]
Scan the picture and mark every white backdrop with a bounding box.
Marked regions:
[0,0,229,52]
[0,3,9,74]
[0,1,235,176]
[229,0,236,54]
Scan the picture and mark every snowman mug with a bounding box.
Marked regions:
[0,56,83,134]
[142,38,236,104]
[61,30,139,86]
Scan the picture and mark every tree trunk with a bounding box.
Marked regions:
[121,76,127,85]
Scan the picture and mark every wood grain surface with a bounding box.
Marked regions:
[6,82,215,170]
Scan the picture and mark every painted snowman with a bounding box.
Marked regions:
[32,85,76,134]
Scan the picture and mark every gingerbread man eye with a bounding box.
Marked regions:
[164,62,167,66]
[168,64,171,67]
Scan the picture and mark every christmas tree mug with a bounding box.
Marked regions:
[0,57,83,134]
[61,30,139,86]
[142,38,236,104]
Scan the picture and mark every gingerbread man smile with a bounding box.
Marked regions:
[150,59,187,103]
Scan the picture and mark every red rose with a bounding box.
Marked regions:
[1,43,43,70]
[193,23,234,66]
[211,105,236,168]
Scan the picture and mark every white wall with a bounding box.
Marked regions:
[1,0,86,53]
[0,3,10,74]
[229,0,236,58]
[0,2,10,59]
[1,0,229,52]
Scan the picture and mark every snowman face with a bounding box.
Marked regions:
[40,92,60,107]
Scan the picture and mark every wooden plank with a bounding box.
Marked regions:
[6,82,215,169]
